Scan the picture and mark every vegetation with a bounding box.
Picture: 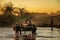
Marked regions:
[0,14,16,27]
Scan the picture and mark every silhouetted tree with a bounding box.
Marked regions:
[20,8,24,15]
[5,2,13,14]
[50,16,54,31]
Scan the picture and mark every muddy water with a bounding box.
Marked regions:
[0,27,60,40]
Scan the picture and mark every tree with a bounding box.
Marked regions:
[20,8,25,15]
[5,2,13,14]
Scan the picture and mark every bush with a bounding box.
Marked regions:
[0,14,16,27]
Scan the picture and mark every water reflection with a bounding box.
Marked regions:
[0,27,60,40]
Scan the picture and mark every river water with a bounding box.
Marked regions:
[0,27,60,40]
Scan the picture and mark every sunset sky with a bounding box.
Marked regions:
[0,0,60,13]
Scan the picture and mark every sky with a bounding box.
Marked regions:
[0,0,60,13]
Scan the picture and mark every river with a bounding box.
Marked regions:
[0,27,60,40]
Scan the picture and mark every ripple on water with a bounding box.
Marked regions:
[0,27,60,40]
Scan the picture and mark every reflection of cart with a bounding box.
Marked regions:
[22,34,36,40]
[19,24,36,40]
